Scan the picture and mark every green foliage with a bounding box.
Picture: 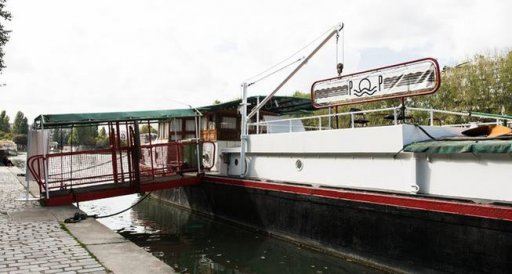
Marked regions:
[0,0,11,71]
[408,51,512,124]
[52,128,70,148]
[95,127,109,148]
[12,111,28,134]
[11,111,28,146]
[68,126,98,147]
[0,110,9,132]
[292,90,310,99]
[12,134,27,146]
[0,130,12,140]
[140,124,157,134]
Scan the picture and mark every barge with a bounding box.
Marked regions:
[26,24,512,273]
[151,29,512,272]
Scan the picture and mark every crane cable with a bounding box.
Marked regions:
[244,26,335,84]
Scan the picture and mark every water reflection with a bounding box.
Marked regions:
[81,195,381,274]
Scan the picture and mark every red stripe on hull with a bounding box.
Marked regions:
[203,176,512,222]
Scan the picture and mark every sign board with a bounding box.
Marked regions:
[311,58,441,108]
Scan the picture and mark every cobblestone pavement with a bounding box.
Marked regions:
[0,167,107,274]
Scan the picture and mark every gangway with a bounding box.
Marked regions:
[27,109,215,206]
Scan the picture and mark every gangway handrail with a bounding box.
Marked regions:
[27,140,214,202]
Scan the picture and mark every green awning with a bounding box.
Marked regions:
[198,96,314,115]
[403,140,512,154]
[33,95,314,129]
[34,108,197,128]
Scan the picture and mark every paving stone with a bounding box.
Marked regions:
[42,269,65,274]
[0,167,107,274]
[77,267,107,273]
[8,262,29,267]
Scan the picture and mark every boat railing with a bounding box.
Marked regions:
[248,106,512,134]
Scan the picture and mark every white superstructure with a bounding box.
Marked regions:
[213,112,512,203]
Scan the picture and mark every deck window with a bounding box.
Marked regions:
[221,117,237,129]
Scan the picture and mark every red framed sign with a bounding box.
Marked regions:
[311,58,441,108]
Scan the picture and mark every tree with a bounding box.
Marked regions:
[292,90,310,99]
[95,127,109,148]
[52,128,70,148]
[68,125,98,147]
[12,134,27,146]
[0,0,11,71]
[140,124,157,134]
[0,110,9,132]
[12,111,28,134]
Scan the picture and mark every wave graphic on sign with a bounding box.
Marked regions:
[353,78,377,97]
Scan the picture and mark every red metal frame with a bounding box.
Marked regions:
[27,139,215,206]
[310,57,441,109]
[204,176,512,222]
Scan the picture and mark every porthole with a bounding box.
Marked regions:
[234,158,239,166]
[295,159,303,171]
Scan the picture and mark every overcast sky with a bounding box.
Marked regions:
[2,0,511,122]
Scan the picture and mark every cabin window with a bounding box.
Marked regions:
[158,123,168,140]
[185,120,196,131]
[202,115,215,130]
[171,119,182,131]
[221,117,237,129]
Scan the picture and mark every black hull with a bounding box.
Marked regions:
[152,177,512,273]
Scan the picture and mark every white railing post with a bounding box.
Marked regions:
[256,97,260,134]
[430,109,434,126]
[40,121,50,200]
[328,107,332,129]
[318,117,322,131]
[240,83,248,178]
[351,113,355,128]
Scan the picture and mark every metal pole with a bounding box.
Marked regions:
[41,118,49,200]
[256,97,260,134]
[25,127,32,201]
[195,115,201,174]
[246,23,344,120]
[240,82,248,178]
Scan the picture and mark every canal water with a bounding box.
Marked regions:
[80,194,382,274]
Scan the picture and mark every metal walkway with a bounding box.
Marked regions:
[27,108,215,206]
[28,137,214,206]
